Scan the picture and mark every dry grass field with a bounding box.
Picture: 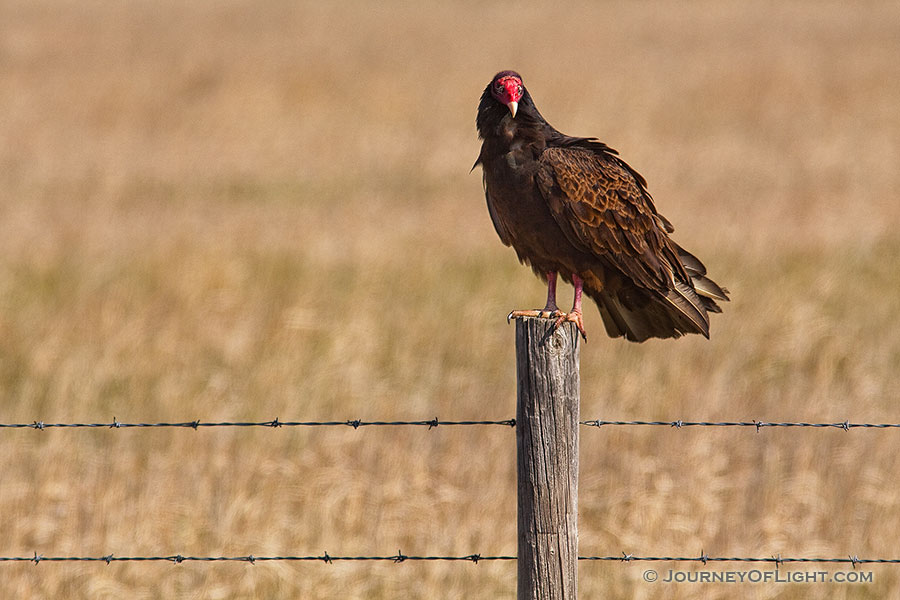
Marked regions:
[2,0,900,597]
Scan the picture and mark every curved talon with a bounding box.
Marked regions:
[507,309,585,339]
[553,310,588,341]
[508,309,561,322]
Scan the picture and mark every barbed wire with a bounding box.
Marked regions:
[585,552,899,566]
[4,421,899,573]
[0,551,512,565]
[582,419,900,431]
[0,418,516,430]
[1,551,897,567]
[3,418,900,431]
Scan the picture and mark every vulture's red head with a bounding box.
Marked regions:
[490,71,524,118]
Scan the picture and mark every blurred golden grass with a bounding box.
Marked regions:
[2,0,900,597]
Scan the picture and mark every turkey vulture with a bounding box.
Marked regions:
[475,70,728,341]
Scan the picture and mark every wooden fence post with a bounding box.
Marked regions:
[515,316,580,600]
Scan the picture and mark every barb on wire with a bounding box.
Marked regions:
[1,552,898,565]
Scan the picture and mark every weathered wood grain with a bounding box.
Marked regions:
[515,317,580,600]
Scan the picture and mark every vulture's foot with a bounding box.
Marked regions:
[507,309,587,340]
[553,310,587,341]
[506,309,564,324]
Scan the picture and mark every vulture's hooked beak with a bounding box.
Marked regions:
[507,101,518,118]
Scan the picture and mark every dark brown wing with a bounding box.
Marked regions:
[536,147,685,288]
[536,146,715,337]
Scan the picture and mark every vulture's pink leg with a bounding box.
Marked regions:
[542,271,560,314]
[507,272,564,322]
[553,274,587,340]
